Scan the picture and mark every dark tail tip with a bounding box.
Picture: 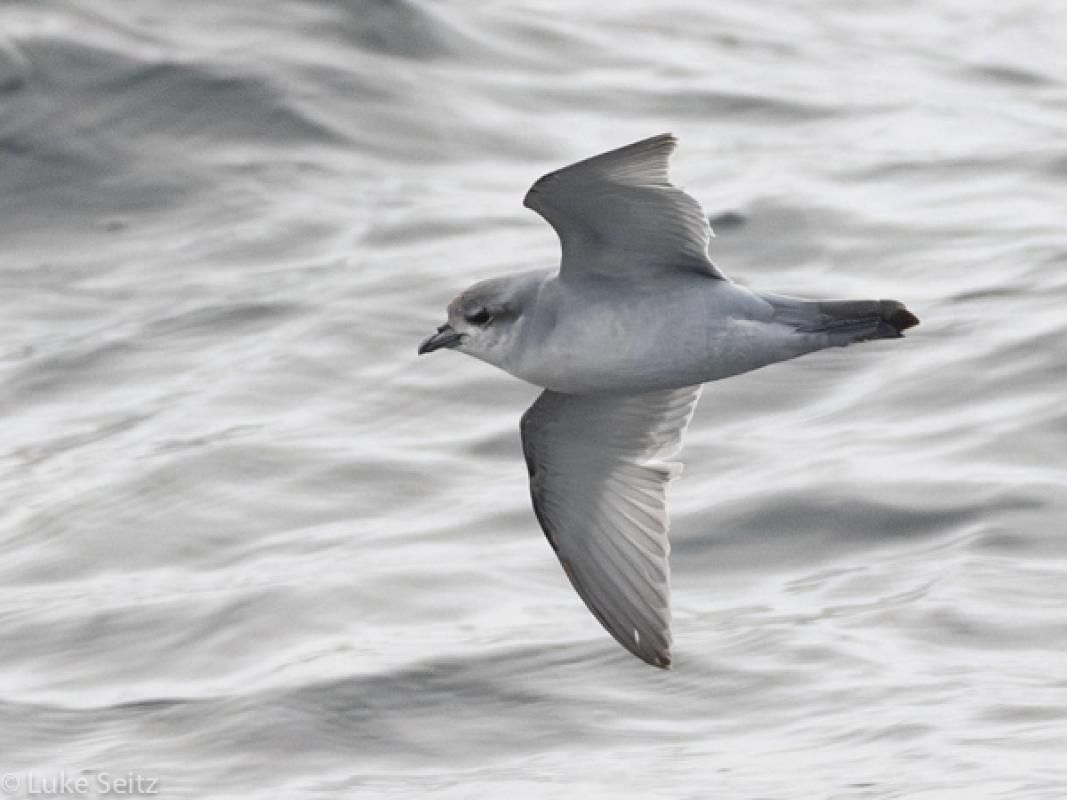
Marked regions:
[880,300,920,335]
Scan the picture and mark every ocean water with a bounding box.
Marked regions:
[2,1,1066,797]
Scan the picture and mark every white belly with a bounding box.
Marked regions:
[510,277,824,394]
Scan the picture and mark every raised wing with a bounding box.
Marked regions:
[520,386,702,668]
[523,133,725,282]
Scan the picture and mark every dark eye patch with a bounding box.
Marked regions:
[465,309,494,326]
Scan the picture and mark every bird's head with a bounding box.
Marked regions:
[418,272,544,369]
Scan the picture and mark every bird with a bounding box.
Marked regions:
[418,133,918,669]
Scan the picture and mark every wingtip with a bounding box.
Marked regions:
[522,133,680,213]
[650,650,673,670]
[648,132,677,152]
[641,640,673,670]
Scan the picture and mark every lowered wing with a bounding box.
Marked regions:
[520,386,702,668]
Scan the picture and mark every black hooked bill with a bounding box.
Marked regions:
[418,324,463,355]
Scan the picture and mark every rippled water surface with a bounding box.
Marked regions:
[2,1,1066,798]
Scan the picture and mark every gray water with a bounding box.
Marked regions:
[2,1,1066,798]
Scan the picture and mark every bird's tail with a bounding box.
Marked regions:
[764,294,920,345]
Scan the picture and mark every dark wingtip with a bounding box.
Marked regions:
[650,651,672,670]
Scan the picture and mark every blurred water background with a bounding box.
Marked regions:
[2,1,1066,798]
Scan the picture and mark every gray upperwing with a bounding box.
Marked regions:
[523,134,726,283]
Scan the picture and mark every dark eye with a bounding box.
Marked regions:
[465,309,494,326]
